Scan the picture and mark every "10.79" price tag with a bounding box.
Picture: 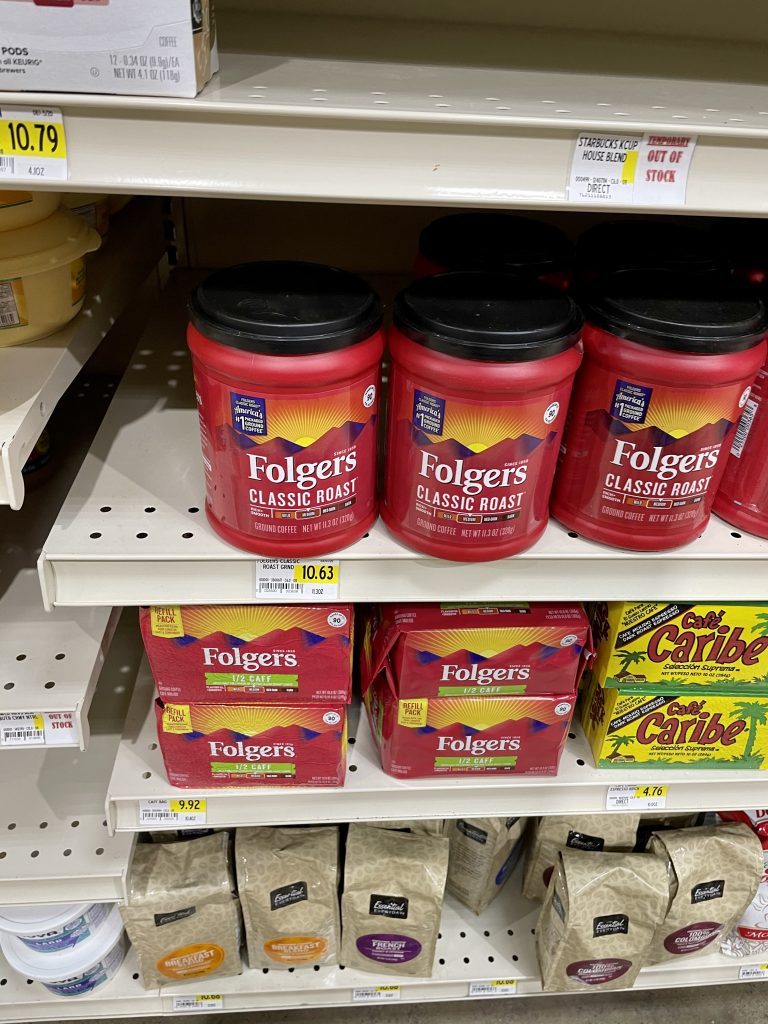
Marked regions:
[0,107,68,182]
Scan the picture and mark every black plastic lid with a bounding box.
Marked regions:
[576,220,727,278]
[189,261,383,354]
[418,213,573,276]
[584,271,768,355]
[394,272,583,362]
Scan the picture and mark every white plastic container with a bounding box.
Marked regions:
[0,902,110,953]
[0,905,127,998]
[62,193,111,239]
[0,190,61,232]
[0,209,101,347]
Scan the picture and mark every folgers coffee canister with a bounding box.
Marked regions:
[381,272,583,561]
[552,273,768,550]
[714,358,768,538]
[415,213,573,288]
[188,262,384,556]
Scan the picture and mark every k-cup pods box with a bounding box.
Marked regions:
[363,661,574,778]
[154,700,346,788]
[0,0,217,98]
[589,602,768,692]
[364,602,590,699]
[580,670,768,769]
[141,605,353,704]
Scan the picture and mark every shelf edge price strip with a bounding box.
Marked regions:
[739,964,768,980]
[139,797,207,827]
[468,980,518,996]
[352,986,401,1003]
[0,107,68,181]
[171,994,223,1011]
[254,559,340,599]
[606,784,668,811]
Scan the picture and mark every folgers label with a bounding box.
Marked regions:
[382,273,583,561]
[363,663,574,778]
[140,604,353,704]
[553,273,767,550]
[715,362,768,539]
[188,262,383,557]
[589,602,768,691]
[154,700,346,787]
[364,602,590,699]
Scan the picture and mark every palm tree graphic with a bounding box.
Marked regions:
[615,650,646,677]
[733,702,768,759]
[608,735,634,758]
[751,614,768,636]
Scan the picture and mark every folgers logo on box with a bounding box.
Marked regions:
[153,700,346,788]
[589,602,768,690]
[363,672,574,778]
[140,605,352,704]
[365,602,590,699]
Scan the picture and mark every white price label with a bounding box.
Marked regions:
[254,559,340,599]
[352,986,401,1003]
[139,798,207,827]
[172,994,223,1011]
[0,711,76,747]
[739,964,768,980]
[568,132,696,206]
[606,784,668,811]
[0,107,68,182]
[468,980,518,996]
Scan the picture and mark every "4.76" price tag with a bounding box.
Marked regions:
[606,784,668,811]
[0,107,68,182]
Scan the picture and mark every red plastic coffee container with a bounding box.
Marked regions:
[381,272,583,562]
[415,213,573,288]
[552,273,768,551]
[188,261,384,556]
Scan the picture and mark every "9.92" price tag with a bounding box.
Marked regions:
[0,107,68,182]
[139,798,207,827]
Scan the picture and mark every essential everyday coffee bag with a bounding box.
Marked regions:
[646,822,763,964]
[366,820,445,836]
[635,813,701,851]
[536,848,668,992]
[120,833,241,989]
[341,823,449,978]
[445,817,526,915]
[523,813,640,901]
[236,826,340,969]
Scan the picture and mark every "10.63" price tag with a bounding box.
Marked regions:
[0,107,68,181]
[254,559,340,599]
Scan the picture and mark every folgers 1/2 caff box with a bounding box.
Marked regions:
[363,669,575,778]
[154,701,347,788]
[140,605,353,704]
[365,603,591,699]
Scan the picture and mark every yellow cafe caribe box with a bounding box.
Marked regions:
[580,602,768,769]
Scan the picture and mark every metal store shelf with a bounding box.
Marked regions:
[1,876,766,1022]
[0,199,165,511]
[107,654,768,832]
[0,570,116,751]
[0,612,140,906]
[39,274,768,607]
[5,42,768,215]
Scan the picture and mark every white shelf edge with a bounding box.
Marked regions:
[106,655,768,833]
[0,198,165,510]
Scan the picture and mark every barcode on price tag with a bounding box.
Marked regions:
[0,711,77,747]
[606,784,668,810]
[352,986,401,1002]
[254,560,340,599]
[139,798,207,827]
[0,107,68,182]
[468,980,518,996]
[171,994,223,1011]
[739,964,768,980]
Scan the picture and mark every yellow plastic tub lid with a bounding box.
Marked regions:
[0,209,101,279]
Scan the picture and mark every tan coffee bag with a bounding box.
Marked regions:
[366,820,445,836]
[523,813,640,901]
[536,848,668,992]
[646,822,763,964]
[446,817,526,915]
[236,826,340,969]
[121,832,241,989]
[341,823,449,978]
